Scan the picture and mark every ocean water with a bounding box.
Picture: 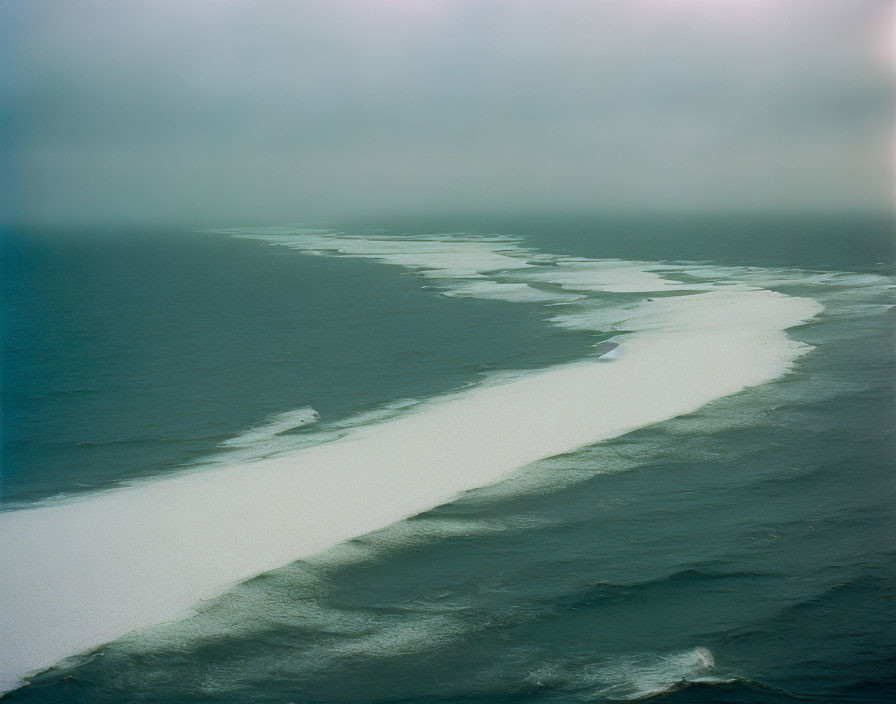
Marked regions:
[0,216,893,703]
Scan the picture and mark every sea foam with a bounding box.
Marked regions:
[0,232,824,693]
[218,406,319,448]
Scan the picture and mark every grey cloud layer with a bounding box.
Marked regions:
[2,0,892,224]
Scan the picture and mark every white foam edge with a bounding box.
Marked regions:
[218,406,319,448]
[440,280,583,303]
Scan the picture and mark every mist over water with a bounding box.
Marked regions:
[2,0,893,225]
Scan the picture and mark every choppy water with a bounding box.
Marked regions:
[1,216,893,703]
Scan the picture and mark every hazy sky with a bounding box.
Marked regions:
[2,0,893,225]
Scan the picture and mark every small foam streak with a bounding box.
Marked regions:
[527,646,723,701]
[442,280,581,303]
[603,646,718,700]
[218,407,319,448]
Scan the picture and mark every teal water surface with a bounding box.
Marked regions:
[1,228,596,504]
[1,216,893,703]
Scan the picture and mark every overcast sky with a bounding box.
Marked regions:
[1,0,893,225]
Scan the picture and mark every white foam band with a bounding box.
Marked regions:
[0,235,824,692]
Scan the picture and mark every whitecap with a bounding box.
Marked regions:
[527,646,726,701]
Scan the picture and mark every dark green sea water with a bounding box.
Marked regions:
[1,228,596,504]
[1,216,893,703]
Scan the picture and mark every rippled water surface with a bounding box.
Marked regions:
[2,216,893,703]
